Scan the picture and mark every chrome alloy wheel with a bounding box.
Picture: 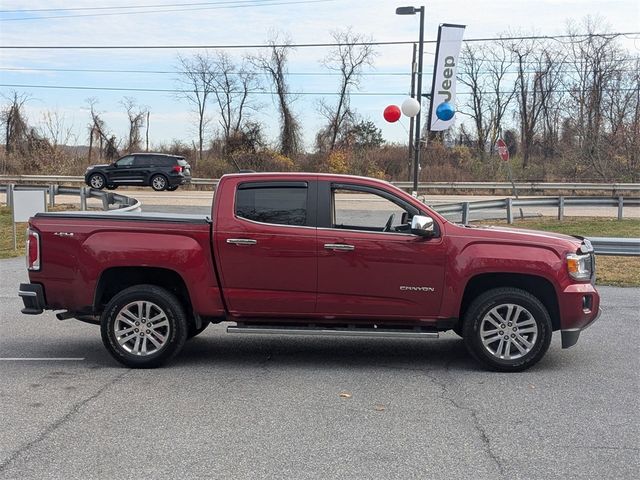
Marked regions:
[90,174,105,188]
[113,301,170,356]
[479,303,539,360]
[152,176,167,190]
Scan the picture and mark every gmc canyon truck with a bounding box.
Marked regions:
[19,173,600,371]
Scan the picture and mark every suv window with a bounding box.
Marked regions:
[236,184,307,226]
[115,155,134,167]
[155,156,175,167]
[134,156,152,167]
[332,187,412,233]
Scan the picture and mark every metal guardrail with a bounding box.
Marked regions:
[0,184,141,212]
[1,174,639,193]
[587,237,640,256]
[429,196,639,256]
[1,181,637,255]
[431,196,639,222]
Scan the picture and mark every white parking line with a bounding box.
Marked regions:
[0,357,85,361]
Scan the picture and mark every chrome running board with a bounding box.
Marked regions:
[227,324,439,339]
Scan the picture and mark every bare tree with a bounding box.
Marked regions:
[40,109,75,150]
[210,51,261,153]
[485,40,517,153]
[121,97,147,153]
[1,91,30,155]
[250,32,301,157]
[508,37,558,168]
[86,98,118,161]
[176,53,215,165]
[564,17,623,179]
[459,44,491,155]
[317,28,376,151]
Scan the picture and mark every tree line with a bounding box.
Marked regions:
[1,17,638,182]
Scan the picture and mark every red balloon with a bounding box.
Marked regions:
[383,105,401,123]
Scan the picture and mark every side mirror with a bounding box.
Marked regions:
[411,215,435,237]
[112,163,118,168]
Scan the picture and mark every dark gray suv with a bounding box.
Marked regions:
[85,153,192,191]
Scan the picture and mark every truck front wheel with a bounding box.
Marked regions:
[100,285,188,368]
[462,287,552,372]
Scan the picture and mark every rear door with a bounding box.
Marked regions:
[215,179,318,317]
[132,155,153,183]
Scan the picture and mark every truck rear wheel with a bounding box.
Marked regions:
[100,285,188,368]
[462,287,552,372]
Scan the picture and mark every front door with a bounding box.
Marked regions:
[109,155,137,185]
[215,179,318,318]
[316,182,446,321]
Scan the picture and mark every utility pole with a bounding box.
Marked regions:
[408,43,417,181]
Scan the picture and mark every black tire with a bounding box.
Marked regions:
[166,185,179,192]
[88,173,106,190]
[150,174,168,191]
[100,284,188,368]
[187,318,210,339]
[462,287,552,372]
[106,184,118,190]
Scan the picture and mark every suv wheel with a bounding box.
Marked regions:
[100,285,188,368]
[88,173,106,190]
[151,174,168,191]
[462,287,552,372]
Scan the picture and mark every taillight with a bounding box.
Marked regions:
[26,229,40,271]
[172,165,183,173]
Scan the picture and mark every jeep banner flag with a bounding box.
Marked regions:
[427,23,466,131]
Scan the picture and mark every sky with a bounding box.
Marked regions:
[1,0,639,152]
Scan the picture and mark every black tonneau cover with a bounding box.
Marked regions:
[34,211,211,224]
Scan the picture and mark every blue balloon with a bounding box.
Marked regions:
[436,102,455,121]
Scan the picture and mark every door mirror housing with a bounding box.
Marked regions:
[411,215,435,237]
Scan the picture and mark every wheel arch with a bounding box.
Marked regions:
[459,273,561,331]
[95,267,193,318]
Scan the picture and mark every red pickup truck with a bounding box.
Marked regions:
[19,173,600,371]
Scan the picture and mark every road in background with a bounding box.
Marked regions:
[1,256,638,479]
[1,189,637,222]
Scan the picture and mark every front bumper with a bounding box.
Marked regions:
[559,282,601,349]
[19,283,45,314]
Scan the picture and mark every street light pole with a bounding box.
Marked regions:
[397,6,426,196]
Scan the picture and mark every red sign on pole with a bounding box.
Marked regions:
[497,138,510,162]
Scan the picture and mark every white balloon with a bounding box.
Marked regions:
[401,97,421,117]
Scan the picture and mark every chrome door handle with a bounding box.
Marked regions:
[226,238,257,246]
[324,243,355,251]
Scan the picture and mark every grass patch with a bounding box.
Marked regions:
[0,205,80,259]
[475,216,640,287]
[0,207,27,259]
[483,216,640,238]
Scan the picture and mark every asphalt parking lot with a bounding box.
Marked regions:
[0,256,638,479]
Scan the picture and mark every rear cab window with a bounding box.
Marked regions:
[235,182,311,227]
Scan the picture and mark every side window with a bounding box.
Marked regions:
[134,156,151,167]
[158,157,174,167]
[236,185,307,226]
[115,155,134,167]
[332,188,412,233]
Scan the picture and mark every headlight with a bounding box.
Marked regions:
[566,253,592,281]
